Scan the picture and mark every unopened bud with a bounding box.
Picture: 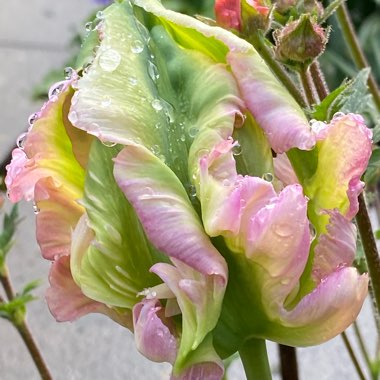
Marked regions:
[215,0,242,31]
[242,0,272,34]
[274,15,328,66]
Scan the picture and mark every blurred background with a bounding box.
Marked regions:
[0,0,378,379]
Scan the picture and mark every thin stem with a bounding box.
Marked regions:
[15,320,53,380]
[0,265,53,380]
[341,331,366,380]
[353,322,374,379]
[356,193,380,318]
[309,61,329,100]
[278,344,299,380]
[0,266,16,300]
[334,2,380,111]
[239,338,272,380]
[299,66,318,106]
[249,35,308,108]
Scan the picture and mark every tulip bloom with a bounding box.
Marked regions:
[5,0,371,378]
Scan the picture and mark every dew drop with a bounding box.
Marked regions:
[151,144,160,155]
[155,122,162,130]
[333,112,345,119]
[96,10,104,20]
[99,49,121,72]
[273,223,293,237]
[28,113,38,126]
[101,140,117,148]
[232,143,242,156]
[234,112,246,128]
[16,133,27,149]
[187,184,197,199]
[131,40,144,54]
[85,21,93,32]
[64,66,74,80]
[83,61,92,74]
[135,20,150,42]
[128,76,138,86]
[49,82,64,99]
[148,61,160,82]
[188,127,199,138]
[262,172,274,182]
[33,202,40,215]
[222,179,231,187]
[309,223,317,239]
[101,97,112,108]
[180,134,186,142]
[151,99,163,111]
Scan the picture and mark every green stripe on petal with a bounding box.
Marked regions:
[71,140,167,308]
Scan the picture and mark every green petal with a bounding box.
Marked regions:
[71,139,167,308]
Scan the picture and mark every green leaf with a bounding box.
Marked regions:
[0,205,20,265]
[364,148,380,185]
[312,69,372,122]
[0,293,36,324]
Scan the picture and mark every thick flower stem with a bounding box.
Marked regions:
[299,66,318,106]
[356,194,380,317]
[239,338,272,380]
[248,35,308,108]
[0,265,52,380]
[334,2,380,111]
[341,332,366,380]
[309,61,329,100]
[278,344,299,380]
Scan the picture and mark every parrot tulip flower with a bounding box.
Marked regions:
[5,0,371,378]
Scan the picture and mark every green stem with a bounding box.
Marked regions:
[353,322,375,379]
[0,265,53,380]
[341,331,366,380]
[356,194,380,318]
[334,2,380,111]
[15,320,53,380]
[249,35,308,108]
[299,66,317,106]
[239,338,272,380]
[278,344,299,380]
[309,61,329,100]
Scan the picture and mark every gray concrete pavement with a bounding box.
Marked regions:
[0,1,377,379]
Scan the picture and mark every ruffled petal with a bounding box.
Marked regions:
[305,113,372,219]
[312,210,356,282]
[34,177,84,260]
[46,255,132,328]
[133,299,178,364]
[278,267,368,346]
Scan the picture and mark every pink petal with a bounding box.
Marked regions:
[280,267,368,346]
[46,255,132,328]
[133,299,178,364]
[228,52,314,153]
[34,177,84,260]
[273,153,299,186]
[312,210,356,282]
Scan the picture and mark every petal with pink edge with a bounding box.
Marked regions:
[215,0,242,31]
[46,255,132,328]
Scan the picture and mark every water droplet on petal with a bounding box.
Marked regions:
[151,144,160,155]
[180,134,186,142]
[155,122,162,130]
[234,112,246,128]
[128,76,138,86]
[131,40,144,54]
[96,10,104,20]
[101,140,117,148]
[151,99,163,111]
[16,133,27,149]
[135,20,150,42]
[309,223,317,239]
[333,112,345,119]
[222,179,231,187]
[188,127,199,138]
[64,66,74,80]
[262,172,274,182]
[274,223,293,237]
[187,184,197,199]
[232,143,242,156]
[33,202,40,215]
[99,49,121,72]
[85,22,93,32]
[28,113,38,126]
[147,61,160,82]
[83,61,92,74]
[101,97,112,108]
[49,82,64,99]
